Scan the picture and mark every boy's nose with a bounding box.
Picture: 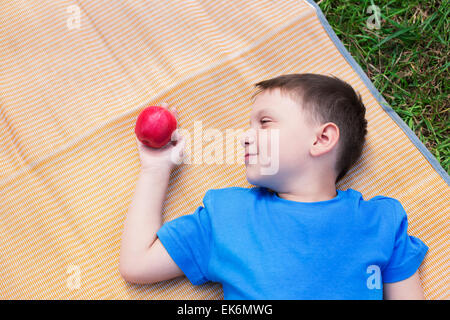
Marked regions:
[240,129,256,148]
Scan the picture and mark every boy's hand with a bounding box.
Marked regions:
[135,102,185,172]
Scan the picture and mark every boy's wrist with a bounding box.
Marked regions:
[140,166,172,179]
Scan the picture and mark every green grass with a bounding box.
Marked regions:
[317,0,449,175]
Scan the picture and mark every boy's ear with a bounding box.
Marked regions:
[310,122,339,157]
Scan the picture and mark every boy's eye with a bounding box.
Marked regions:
[260,119,270,124]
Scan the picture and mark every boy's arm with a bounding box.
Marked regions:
[119,168,183,284]
[383,270,425,300]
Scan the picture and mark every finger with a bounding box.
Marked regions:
[171,129,179,142]
[173,129,185,142]
[179,138,186,151]
[173,139,186,161]
[174,132,185,146]
[177,132,185,147]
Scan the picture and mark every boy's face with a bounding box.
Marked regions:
[241,88,318,188]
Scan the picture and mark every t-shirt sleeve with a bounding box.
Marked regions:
[382,199,428,283]
[156,190,214,285]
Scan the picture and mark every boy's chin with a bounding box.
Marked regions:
[246,175,274,191]
[245,167,266,186]
[245,165,281,191]
[245,170,258,185]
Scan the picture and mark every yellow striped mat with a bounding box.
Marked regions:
[0,0,448,299]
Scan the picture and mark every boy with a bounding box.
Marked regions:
[119,73,428,299]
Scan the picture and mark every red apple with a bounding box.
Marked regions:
[135,105,177,148]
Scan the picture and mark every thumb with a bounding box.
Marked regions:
[171,129,182,143]
[170,135,186,165]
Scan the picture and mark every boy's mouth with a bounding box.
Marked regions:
[245,152,257,157]
[245,153,258,163]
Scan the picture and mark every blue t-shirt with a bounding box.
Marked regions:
[156,187,428,300]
